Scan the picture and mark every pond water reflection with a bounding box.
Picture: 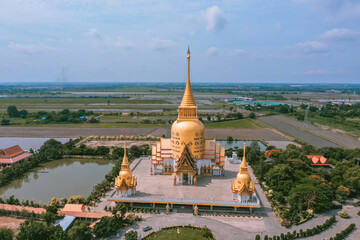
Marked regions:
[0,158,115,204]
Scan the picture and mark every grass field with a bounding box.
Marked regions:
[6,119,261,129]
[144,228,210,240]
[309,116,360,138]
[0,97,170,105]
[205,119,262,129]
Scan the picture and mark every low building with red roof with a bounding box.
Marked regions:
[307,155,331,166]
[0,145,32,166]
[264,149,280,158]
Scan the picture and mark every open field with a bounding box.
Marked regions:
[258,115,360,149]
[206,119,262,129]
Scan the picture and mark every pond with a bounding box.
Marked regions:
[0,137,70,151]
[219,140,266,151]
[0,158,115,204]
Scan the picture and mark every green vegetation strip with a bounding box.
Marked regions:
[328,223,355,240]
[0,97,170,105]
[143,225,215,240]
[255,215,336,240]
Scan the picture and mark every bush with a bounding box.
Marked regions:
[0,227,14,240]
[330,223,355,240]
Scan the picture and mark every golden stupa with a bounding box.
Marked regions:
[171,47,205,160]
[232,142,256,202]
[151,48,225,185]
[115,142,137,197]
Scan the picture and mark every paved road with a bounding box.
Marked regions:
[259,116,342,148]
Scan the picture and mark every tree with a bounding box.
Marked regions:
[7,105,19,118]
[68,222,92,240]
[343,166,360,195]
[248,112,256,119]
[130,145,141,158]
[16,220,49,240]
[265,164,295,195]
[42,212,56,226]
[0,228,14,240]
[227,136,234,142]
[1,119,10,125]
[125,230,138,240]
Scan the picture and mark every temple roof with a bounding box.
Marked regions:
[0,145,24,158]
[175,144,198,173]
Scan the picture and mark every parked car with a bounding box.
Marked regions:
[142,226,152,232]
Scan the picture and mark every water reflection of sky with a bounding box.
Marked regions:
[0,137,70,151]
[218,140,266,151]
[0,158,115,204]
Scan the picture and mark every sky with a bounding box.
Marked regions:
[0,0,360,84]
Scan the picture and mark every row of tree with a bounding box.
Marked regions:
[249,142,360,225]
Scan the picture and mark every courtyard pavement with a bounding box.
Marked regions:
[95,157,359,240]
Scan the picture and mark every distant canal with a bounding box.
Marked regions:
[0,158,115,204]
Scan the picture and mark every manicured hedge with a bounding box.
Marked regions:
[328,223,355,240]
[258,215,336,240]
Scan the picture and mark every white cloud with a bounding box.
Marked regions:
[207,46,218,56]
[231,48,245,56]
[295,41,328,54]
[8,42,55,54]
[148,37,176,51]
[320,28,360,41]
[305,69,327,75]
[203,6,227,32]
[104,37,134,49]
[86,28,101,39]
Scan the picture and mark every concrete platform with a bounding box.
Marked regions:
[108,157,260,209]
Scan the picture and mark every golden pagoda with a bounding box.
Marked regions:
[232,142,256,202]
[151,48,225,185]
[115,142,137,197]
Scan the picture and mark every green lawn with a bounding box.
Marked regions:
[205,119,262,129]
[3,118,262,129]
[308,116,360,138]
[0,97,170,105]
[144,227,211,240]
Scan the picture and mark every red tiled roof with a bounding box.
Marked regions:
[265,149,280,158]
[307,155,330,165]
[0,153,32,164]
[62,204,86,212]
[59,211,112,219]
[0,145,23,157]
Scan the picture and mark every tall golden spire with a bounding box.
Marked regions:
[180,46,196,107]
[121,141,130,171]
[239,141,248,174]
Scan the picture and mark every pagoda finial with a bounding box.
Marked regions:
[181,47,196,107]
[239,141,248,173]
[122,141,129,167]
